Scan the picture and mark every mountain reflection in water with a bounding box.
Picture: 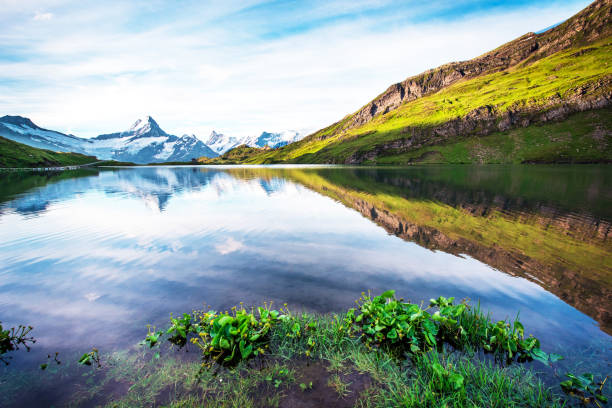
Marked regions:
[0,165,609,362]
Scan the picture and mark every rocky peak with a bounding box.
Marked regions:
[0,115,42,130]
[125,116,166,138]
[206,130,225,145]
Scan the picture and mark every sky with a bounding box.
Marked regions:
[0,0,593,139]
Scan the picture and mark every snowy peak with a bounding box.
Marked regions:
[94,115,167,141]
[90,117,217,162]
[0,115,43,131]
[205,131,241,155]
[206,130,225,145]
[124,116,166,139]
[204,129,304,154]
[0,115,89,153]
[250,130,301,149]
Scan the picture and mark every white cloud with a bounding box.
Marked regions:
[33,11,53,21]
[215,237,244,255]
[0,1,592,139]
[84,292,101,301]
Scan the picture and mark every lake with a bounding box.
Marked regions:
[0,165,610,406]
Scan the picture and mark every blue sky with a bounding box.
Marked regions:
[0,0,592,139]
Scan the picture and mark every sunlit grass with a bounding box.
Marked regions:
[0,136,97,168]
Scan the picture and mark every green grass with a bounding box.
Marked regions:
[375,109,612,164]
[0,136,97,168]
[204,37,612,165]
[100,311,565,407]
[95,160,138,166]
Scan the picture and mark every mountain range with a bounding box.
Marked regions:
[0,115,217,164]
[202,0,612,165]
[205,130,303,155]
[0,115,304,164]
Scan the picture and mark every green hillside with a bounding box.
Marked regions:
[201,0,612,165]
[0,136,97,168]
[374,108,612,164]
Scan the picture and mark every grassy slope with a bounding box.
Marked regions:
[0,136,97,168]
[205,38,612,164]
[375,108,612,164]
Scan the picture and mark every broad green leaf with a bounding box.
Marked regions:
[219,338,230,349]
[380,290,395,299]
[218,316,233,327]
[530,348,549,364]
[449,373,464,391]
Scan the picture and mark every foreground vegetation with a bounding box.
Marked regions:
[1,291,609,406]
[0,136,98,168]
[104,291,608,407]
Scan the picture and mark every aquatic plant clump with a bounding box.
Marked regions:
[345,291,553,363]
[134,291,612,406]
[0,322,35,365]
[143,303,284,366]
[147,291,558,369]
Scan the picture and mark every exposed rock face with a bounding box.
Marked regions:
[345,77,612,164]
[341,0,612,133]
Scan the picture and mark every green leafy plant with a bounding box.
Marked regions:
[191,305,283,365]
[481,320,539,362]
[299,381,313,392]
[346,291,557,364]
[264,366,293,389]
[145,303,285,366]
[347,290,439,356]
[561,373,608,406]
[141,325,163,348]
[0,322,35,365]
[283,312,318,357]
[40,352,61,370]
[167,313,194,347]
[431,361,465,393]
[78,348,101,368]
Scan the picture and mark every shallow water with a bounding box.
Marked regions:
[0,165,610,406]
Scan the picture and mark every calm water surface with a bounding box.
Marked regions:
[0,165,610,406]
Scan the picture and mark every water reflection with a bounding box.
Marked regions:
[260,166,612,334]
[0,166,610,402]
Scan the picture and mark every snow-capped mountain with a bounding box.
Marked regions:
[205,130,303,154]
[0,115,217,163]
[90,116,217,163]
[204,131,242,155]
[245,130,302,149]
[0,115,93,154]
